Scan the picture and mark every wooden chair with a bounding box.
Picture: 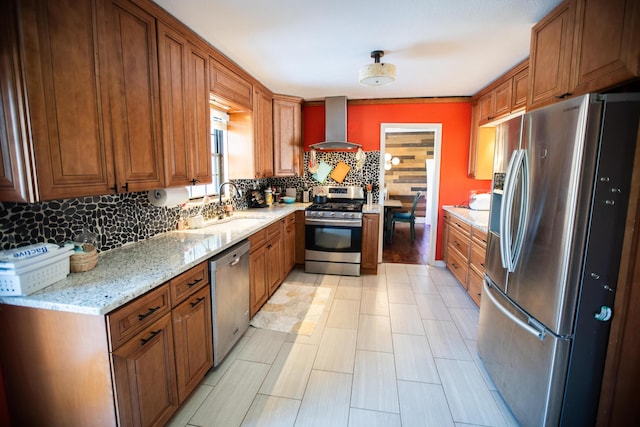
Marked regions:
[391,191,422,242]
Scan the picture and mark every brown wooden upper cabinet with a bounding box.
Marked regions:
[253,85,274,179]
[1,0,170,202]
[469,60,527,179]
[477,61,528,126]
[157,22,212,188]
[210,59,253,111]
[273,95,303,177]
[529,0,640,110]
[9,0,117,201]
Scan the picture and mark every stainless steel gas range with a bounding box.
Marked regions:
[305,186,365,276]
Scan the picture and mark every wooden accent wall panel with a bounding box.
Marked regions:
[384,131,432,216]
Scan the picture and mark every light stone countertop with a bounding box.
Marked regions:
[443,206,490,232]
[0,203,309,316]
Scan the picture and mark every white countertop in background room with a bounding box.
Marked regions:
[443,206,489,232]
[0,203,310,316]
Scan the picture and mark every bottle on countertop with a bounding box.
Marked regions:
[265,188,273,205]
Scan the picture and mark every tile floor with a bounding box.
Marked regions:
[168,263,521,427]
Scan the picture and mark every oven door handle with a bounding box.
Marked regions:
[305,218,362,227]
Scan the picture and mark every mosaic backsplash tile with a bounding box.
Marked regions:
[0,152,380,252]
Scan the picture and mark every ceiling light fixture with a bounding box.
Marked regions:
[359,50,396,86]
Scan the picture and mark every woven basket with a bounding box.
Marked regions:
[70,245,98,273]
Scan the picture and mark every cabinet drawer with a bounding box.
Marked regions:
[170,261,209,306]
[447,245,469,289]
[266,220,283,239]
[470,241,487,273]
[448,226,471,260]
[285,212,295,229]
[249,228,267,251]
[467,267,483,306]
[471,227,487,247]
[107,284,171,350]
[449,215,472,234]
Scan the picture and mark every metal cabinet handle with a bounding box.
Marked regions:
[140,330,161,346]
[187,278,202,287]
[138,306,160,321]
[190,297,205,308]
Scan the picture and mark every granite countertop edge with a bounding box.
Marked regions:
[443,206,489,232]
[0,203,310,316]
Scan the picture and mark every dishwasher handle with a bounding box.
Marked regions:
[230,257,240,267]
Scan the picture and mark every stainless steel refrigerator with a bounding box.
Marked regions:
[478,93,640,427]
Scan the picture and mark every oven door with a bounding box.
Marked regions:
[305,217,362,262]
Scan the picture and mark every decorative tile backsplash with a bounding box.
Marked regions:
[0,151,380,252]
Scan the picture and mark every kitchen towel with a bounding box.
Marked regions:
[312,161,332,183]
[147,187,189,207]
[330,161,350,183]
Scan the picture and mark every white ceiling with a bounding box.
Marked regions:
[154,0,562,101]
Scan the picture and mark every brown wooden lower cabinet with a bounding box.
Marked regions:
[0,261,212,427]
[361,213,380,275]
[443,210,487,306]
[172,285,213,403]
[112,313,179,427]
[249,213,299,317]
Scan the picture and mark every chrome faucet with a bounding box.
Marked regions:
[218,181,243,204]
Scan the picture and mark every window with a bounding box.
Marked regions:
[188,108,229,199]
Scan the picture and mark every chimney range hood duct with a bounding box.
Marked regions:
[309,96,361,150]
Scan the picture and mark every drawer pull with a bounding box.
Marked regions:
[190,296,205,308]
[138,306,161,321]
[187,278,202,287]
[140,330,161,346]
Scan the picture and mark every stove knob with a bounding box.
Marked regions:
[330,212,336,217]
[317,212,323,217]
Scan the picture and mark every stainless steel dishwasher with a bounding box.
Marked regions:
[209,239,250,367]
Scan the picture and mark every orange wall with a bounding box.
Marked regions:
[303,101,491,260]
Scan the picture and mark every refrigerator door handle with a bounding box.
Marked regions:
[509,150,529,270]
[500,150,520,269]
[483,279,545,340]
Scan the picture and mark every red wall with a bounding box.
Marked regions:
[303,101,491,260]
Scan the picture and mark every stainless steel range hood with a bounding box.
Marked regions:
[309,96,361,150]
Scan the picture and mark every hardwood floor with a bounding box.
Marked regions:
[383,223,430,264]
[168,264,519,427]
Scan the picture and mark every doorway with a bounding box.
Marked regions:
[378,123,442,266]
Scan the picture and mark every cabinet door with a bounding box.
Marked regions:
[266,233,282,296]
[361,214,379,273]
[253,87,273,178]
[158,24,211,187]
[112,313,178,427]
[186,41,212,186]
[493,80,512,119]
[295,210,306,265]
[172,285,213,403]
[249,244,268,317]
[442,213,450,264]
[511,67,529,111]
[478,92,495,125]
[284,214,296,275]
[0,1,36,203]
[107,0,164,193]
[570,0,640,94]
[18,0,115,200]
[528,0,575,110]
[273,95,302,177]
